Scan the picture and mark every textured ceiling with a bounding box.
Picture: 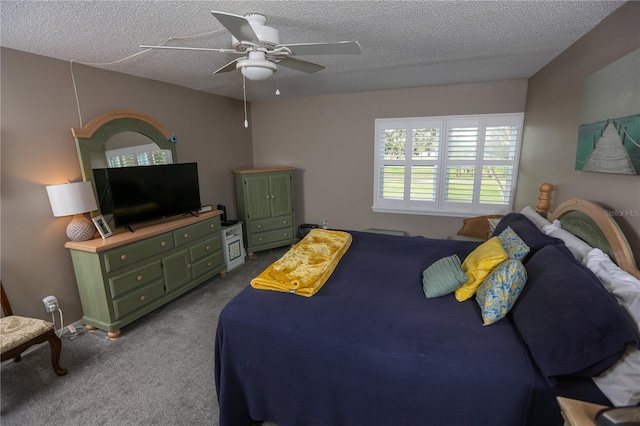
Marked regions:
[0,1,625,101]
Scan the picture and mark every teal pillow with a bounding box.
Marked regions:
[497,226,530,262]
[476,259,527,325]
[422,255,468,298]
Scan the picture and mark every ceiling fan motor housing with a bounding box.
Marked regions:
[231,13,279,49]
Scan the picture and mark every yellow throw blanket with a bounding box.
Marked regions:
[251,229,352,297]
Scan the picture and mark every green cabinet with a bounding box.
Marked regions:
[66,212,225,339]
[234,167,297,254]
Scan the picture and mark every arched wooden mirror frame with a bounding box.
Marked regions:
[71,110,177,216]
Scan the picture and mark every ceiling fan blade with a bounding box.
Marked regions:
[278,57,325,74]
[213,59,242,74]
[140,45,240,54]
[211,11,260,44]
[278,41,362,56]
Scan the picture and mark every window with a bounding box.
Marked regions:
[373,113,524,216]
[105,143,173,168]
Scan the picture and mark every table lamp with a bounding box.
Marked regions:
[46,181,98,241]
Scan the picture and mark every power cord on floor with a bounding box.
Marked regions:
[50,308,87,340]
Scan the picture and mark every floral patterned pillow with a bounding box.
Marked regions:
[475,259,527,326]
[497,226,530,262]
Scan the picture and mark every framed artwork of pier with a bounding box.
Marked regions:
[575,48,639,175]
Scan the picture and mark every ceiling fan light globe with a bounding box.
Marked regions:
[241,66,274,81]
[237,56,277,81]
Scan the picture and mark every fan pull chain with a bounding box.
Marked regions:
[243,75,249,128]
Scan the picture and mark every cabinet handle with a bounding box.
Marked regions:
[283,220,288,224]
[183,233,189,239]
[140,295,146,302]
[271,195,275,199]
[258,237,263,241]
[205,245,210,250]
[137,275,143,282]
[266,195,270,199]
[120,254,127,261]
[207,262,212,267]
[187,263,192,269]
[210,224,215,229]
[161,241,167,247]
[284,233,288,237]
[257,225,262,229]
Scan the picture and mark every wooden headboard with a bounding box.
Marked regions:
[535,183,640,279]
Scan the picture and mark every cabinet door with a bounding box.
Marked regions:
[244,174,272,220]
[162,250,192,292]
[269,172,293,217]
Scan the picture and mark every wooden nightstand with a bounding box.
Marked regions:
[557,397,608,426]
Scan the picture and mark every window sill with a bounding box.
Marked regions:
[371,206,512,218]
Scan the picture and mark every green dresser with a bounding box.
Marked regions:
[65,212,225,339]
[233,167,297,255]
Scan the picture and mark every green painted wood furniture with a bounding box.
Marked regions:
[65,212,224,339]
[233,167,297,255]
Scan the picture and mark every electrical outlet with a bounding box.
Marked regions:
[42,295,59,313]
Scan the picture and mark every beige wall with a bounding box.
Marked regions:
[517,1,640,261]
[250,80,528,238]
[1,48,252,321]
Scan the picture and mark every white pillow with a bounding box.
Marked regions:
[519,206,552,230]
[584,248,640,332]
[540,225,593,264]
[585,248,640,406]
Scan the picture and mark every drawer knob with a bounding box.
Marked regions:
[210,224,215,228]
[257,225,262,229]
[187,263,192,269]
[120,254,127,261]
[206,245,210,250]
[183,233,189,239]
[284,233,288,237]
[258,237,263,241]
[140,295,146,302]
[207,262,212,267]
[271,195,275,199]
[283,220,288,224]
[161,241,167,247]
[137,275,143,282]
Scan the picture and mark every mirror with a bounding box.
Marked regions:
[72,110,178,216]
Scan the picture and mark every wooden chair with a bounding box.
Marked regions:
[449,214,505,241]
[0,282,67,376]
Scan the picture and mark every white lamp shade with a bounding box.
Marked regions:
[46,181,98,217]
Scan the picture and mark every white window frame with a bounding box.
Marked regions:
[373,113,524,217]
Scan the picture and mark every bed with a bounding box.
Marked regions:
[215,185,640,426]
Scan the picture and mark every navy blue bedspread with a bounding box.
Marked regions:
[215,231,592,426]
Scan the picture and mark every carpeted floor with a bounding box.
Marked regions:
[1,247,288,426]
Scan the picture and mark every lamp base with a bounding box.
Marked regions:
[67,215,96,241]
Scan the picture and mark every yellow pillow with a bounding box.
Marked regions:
[454,237,508,302]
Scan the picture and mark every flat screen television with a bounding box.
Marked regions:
[93,163,201,230]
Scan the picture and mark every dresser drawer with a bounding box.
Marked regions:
[249,227,295,247]
[104,233,174,273]
[192,251,224,279]
[108,261,163,298]
[113,280,165,320]
[249,215,293,234]
[174,218,221,247]
[190,237,222,262]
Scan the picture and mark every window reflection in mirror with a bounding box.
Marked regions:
[90,131,174,169]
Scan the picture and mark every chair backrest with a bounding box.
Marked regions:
[1,282,13,317]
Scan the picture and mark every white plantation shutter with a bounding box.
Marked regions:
[375,119,440,212]
[373,113,523,216]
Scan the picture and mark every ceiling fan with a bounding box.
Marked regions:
[140,11,362,81]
